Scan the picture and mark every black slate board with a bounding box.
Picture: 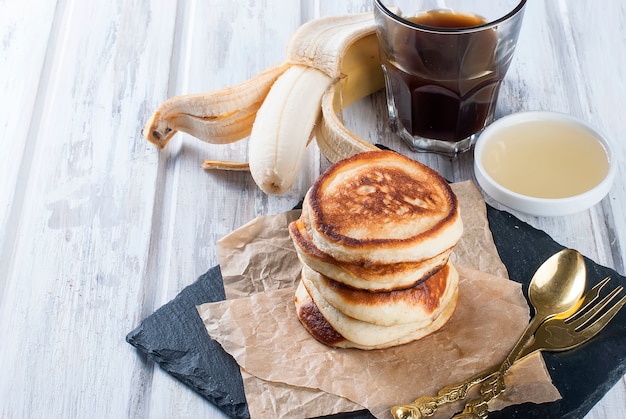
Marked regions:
[126,205,626,418]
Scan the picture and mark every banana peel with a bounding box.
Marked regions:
[143,11,384,194]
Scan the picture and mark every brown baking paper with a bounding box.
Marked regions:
[204,181,560,418]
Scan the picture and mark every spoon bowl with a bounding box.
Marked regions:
[529,248,586,319]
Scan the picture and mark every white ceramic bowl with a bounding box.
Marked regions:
[474,111,616,217]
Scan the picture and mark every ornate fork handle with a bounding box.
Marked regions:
[452,370,508,418]
[451,319,539,419]
[391,368,499,418]
[392,315,537,419]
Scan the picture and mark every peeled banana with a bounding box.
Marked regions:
[143,11,384,194]
[249,65,333,194]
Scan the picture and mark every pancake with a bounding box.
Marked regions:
[300,150,463,264]
[302,263,456,326]
[290,150,464,349]
[289,217,452,291]
[294,273,459,350]
[294,279,348,347]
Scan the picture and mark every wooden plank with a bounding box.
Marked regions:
[0,1,58,297]
[562,0,626,275]
[0,1,185,417]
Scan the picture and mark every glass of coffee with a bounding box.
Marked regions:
[374,0,526,157]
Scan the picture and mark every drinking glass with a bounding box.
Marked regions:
[374,0,526,157]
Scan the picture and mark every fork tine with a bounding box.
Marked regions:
[565,277,611,321]
[574,294,626,339]
[567,285,623,330]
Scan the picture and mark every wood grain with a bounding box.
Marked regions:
[0,0,624,418]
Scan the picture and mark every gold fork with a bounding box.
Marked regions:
[452,277,626,419]
[391,277,626,419]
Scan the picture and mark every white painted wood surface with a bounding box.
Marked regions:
[0,0,624,417]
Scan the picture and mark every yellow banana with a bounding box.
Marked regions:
[143,11,387,193]
[249,65,332,194]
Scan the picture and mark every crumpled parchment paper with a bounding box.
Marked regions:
[200,181,560,418]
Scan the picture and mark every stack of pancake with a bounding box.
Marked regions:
[289,150,463,349]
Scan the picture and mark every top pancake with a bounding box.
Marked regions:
[303,150,463,263]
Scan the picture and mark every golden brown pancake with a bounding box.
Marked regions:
[300,150,463,264]
[302,263,455,326]
[290,150,464,349]
[289,217,452,290]
[294,268,459,350]
[294,280,347,347]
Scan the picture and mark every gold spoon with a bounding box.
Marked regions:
[392,248,587,419]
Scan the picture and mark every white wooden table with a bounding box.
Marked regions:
[1,1,624,417]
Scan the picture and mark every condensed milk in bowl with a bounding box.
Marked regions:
[473,111,616,216]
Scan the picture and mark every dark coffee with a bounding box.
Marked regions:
[380,10,505,142]
[410,9,486,28]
